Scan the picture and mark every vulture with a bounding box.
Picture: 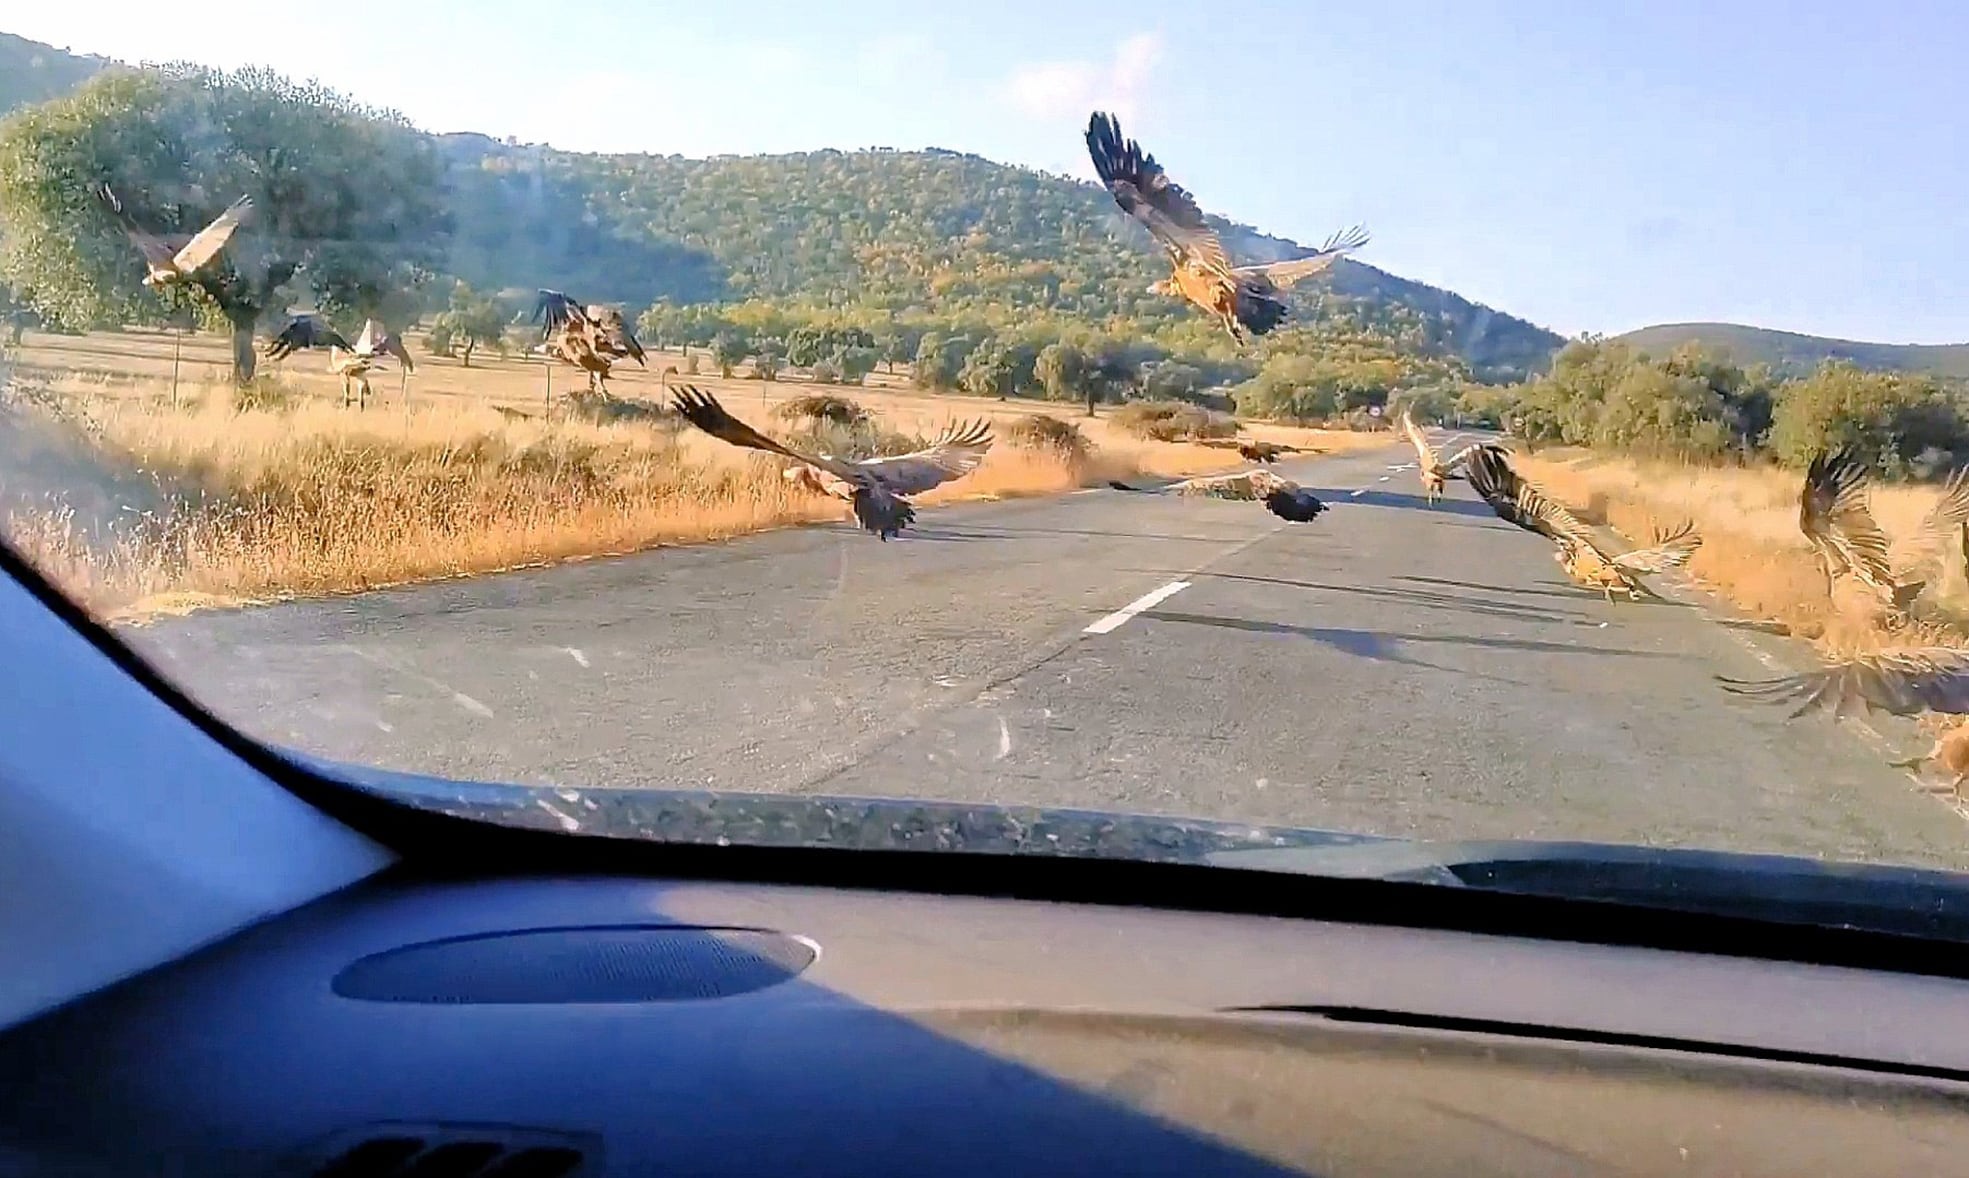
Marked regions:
[782,419,994,503]
[1194,437,1321,464]
[1399,409,1478,504]
[1084,111,1366,344]
[263,313,351,363]
[1463,444,1700,601]
[534,289,646,395]
[1718,646,1969,793]
[1797,448,1969,620]
[91,183,253,289]
[669,385,916,540]
[330,319,415,409]
[1107,469,1327,523]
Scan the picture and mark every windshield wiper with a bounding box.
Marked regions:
[1205,839,1969,942]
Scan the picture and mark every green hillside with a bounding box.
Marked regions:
[0,33,107,118]
[1617,322,1969,380]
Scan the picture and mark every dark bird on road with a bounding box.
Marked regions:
[669,385,917,539]
[1107,469,1327,522]
[1084,111,1366,344]
[92,183,253,289]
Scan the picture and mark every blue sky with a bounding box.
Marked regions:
[12,2,1966,342]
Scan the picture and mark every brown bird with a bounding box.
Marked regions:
[1797,451,1969,623]
[782,419,995,503]
[91,183,253,290]
[669,385,916,539]
[1106,469,1328,522]
[534,290,646,392]
[330,319,415,409]
[1194,437,1321,464]
[1718,646,1969,793]
[1463,444,1699,601]
[1084,112,1366,344]
[263,313,351,363]
[1399,410,1480,504]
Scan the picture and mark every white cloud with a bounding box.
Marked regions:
[1002,32,1164,126]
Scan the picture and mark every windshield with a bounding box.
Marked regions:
[3,9,1969,895]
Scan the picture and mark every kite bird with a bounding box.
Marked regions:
[1718,646,1969,795]
[1107,469,1327,523]
[1193,437,1322,464]
[1084,111,1366,344]
[91,183,253,290]
[533,290,647,397]
[781,419,995,507]
[1463,444,1700,601]
[330,319,415,409]
[1400,410,1479,505]
[263,313,351,363]
[669,385,917,540]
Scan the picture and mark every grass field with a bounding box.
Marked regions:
[2,327,1388,619]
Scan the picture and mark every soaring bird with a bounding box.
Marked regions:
[263,313,351,363]
[1084,111,1366,344]
[782,419,994,505]
[1463,444,1700,601]
[669,385,916,539]
[330,319,415,409]
[91,183,253,289]
[1107,469,1327,522]
[1718,646,1969,793]
[1398,410,1478,504]
[1194,437,1322,464]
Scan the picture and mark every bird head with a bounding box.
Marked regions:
[1147,277,1176,297]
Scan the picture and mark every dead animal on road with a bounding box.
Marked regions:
[669,384,917,540]
[1717,646,1969,794]
[92,182,254,290]
[1107,468,1327,523]
[1463,444,1699,601]
[1400,409,1479,504]
[1084,111,1366,344]
[1193,437,1321,464]
[782,418,994,506]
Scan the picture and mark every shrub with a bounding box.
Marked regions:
[772,393,867,427]
[1002,414,1091,465]
[1112,399,1237,442]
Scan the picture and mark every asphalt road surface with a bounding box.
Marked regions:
[125,431,1969,870]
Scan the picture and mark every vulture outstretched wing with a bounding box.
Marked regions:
[353,319,415,372]
[1610,521,1702,574]
[1717,647,1969,720]
[1401,409,1439,471]
[169,193,254,274]
[264,314,351,361]
[1108,469,1326,521]
[1085,110,1231,276]
[1895,466,1969,585]
[854,419,993,496]
[1463,444,1602,551]
[1799,447,1893,591]
[670,385,915,539]
[1234,225,1371,289]
[90,182,178,270]
[534,289,588,338]
[584,304,647,366]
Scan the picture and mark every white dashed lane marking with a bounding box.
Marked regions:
[1084,581,1191,635]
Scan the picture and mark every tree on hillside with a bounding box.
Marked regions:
[959,341,1015,400]
[0,65,449,382]
[1035,341,1089,403]
[430,281,507,366]
[1767,361,1963,474]
[712,329,751,378]
[912,331,953,389]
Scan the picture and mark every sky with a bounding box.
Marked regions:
[11,1,1967,342]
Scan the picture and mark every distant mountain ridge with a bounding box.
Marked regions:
[1616,322,1969,380]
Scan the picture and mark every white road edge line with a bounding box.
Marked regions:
[1349,488,1368,497]
[1083,580,1191,635]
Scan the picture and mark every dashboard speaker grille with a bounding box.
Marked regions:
[331,925,815,1004]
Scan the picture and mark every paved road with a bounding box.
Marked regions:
[125,432,1969,869]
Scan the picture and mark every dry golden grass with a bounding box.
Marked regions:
[2,329,1394,619]
[1512,449,1969,656]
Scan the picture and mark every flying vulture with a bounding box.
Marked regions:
[263,313,351,363]
[1399,410,1479,504]
[1084,111,1366,344]
[91,183,253,289]
[1798,450,1969,621]
[1193,437,1322,464]
[1463,444,1700,601]
[330,319,415,409]
[534,289,646,395]
[1107,469,1327,523]
[782,419,995,503]
[669,385,916,540]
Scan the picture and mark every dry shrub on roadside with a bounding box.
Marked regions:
[1111,400,1238,443]
[772,392,867,427]
[1001,414,1092,467]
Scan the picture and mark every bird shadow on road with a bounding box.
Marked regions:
[1146,570,1599,628]
[1141,609,1680,665]
[931,524,1249,544]
[1299,486,1499,518]
[1396,573,1700,611]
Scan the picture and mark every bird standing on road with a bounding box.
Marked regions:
[669,385,918,540]
[781,418,995,505]
[1107,469,1327,522]
[91,183,254,290]
[1084,111,1366,344]
[1463,444,1700,601]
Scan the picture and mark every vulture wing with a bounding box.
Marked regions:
[1234,225,1371,289]
[169,193,254,274]
[264,314,350,361]
[584,304,647,366]
[1463,444,1603,551]
[1400,409,1439,471]
[1799,447,1893,591]
[1084,110,1231,276]
[1610,521,1702,574]
[1717,647,1969,720]
[534,290,588,339]
[90,182,177,270]
[1896,466,1969,584]
[853,419,993,496]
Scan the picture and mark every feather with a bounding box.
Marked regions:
[1717,647,1969,720]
